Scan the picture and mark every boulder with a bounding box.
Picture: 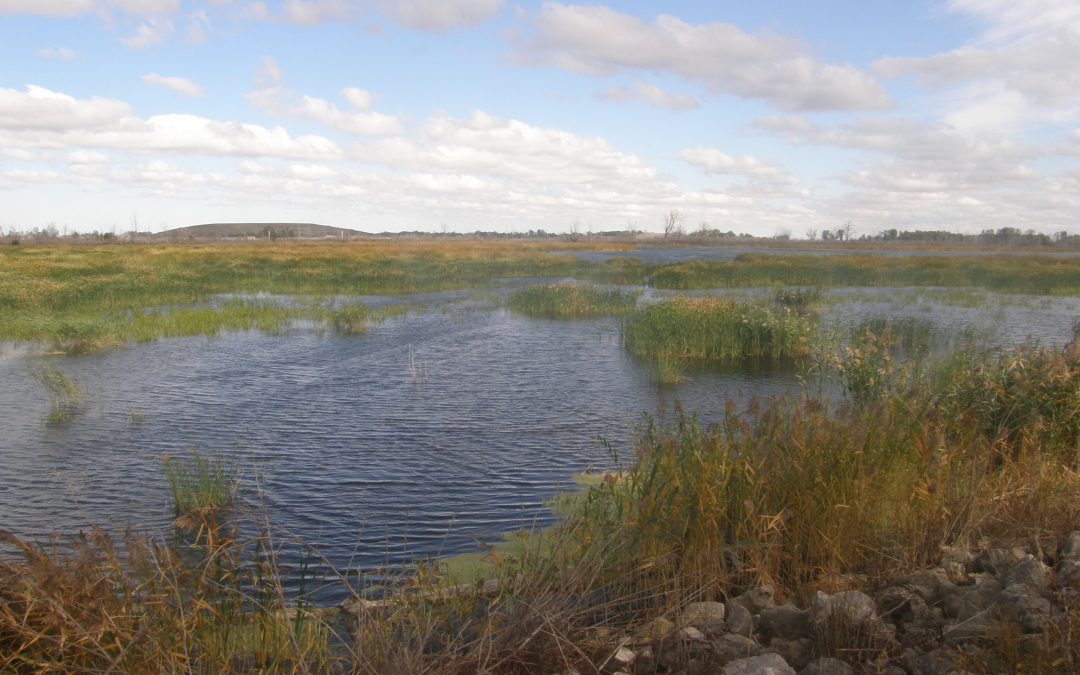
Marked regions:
[941,573,1001,621]
[677,626,706,642]
[942,614,994,644]
[726,600,755,637]
[905,647,957,675]
[632,646,656,675]
[762,637,814,670]
[1058,531,1080,560]
[680,601,727,633]
[898,568,955,604]
[634,617,675,643]
[809,591,877,629]
[1000,555,1050,592]
[715,633,761,663]
[876,585,930,625]
[721,653,796,675]
[798,657,854,675]
[607,646,636,673]
[735,585,777,615]
[998,583,1051,633]
[758,604,811,641]
[975,547,1027,574]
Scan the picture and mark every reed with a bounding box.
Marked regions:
[622,296,814,365]
[29,362,81,424]
[162,449,236,520]
[507,282,638,318]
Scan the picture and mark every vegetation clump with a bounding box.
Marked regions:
[622,295,814,366]
[162,449,236,521]
[507,282,638,318]
[30,362,81,424]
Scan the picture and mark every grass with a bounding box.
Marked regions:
[506,282,638,318]
[162,449,236,521]
[29,361,81,424]
[622,295,815,366]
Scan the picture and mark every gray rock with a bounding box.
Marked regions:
[759,604,811,641]
[941,573,1001,620]
[1058,559,1080,588]
[763,637,813,670]
[975,546,1027,574]
[634,617,675,643]
[942,614,994,644]
[608,646,636,672]
[677,626,706,642]
[726,600,754,637]
[735,585,777,615]
[1059,531,1080,562]
[905,647,957,675]
[721,653,796,675]
[680,600,727,633]
[998,583,1051,633]
[877,585,930,625]
[632,646,656,675]
[798,657,853,675]
[715,633,760,662]
[898,568,955,604]
[1001,554,1050,592]
[809,591,877,629]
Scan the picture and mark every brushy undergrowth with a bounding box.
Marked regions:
[622,295,814,366]
[506,282,638,318]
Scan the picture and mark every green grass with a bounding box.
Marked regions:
[507,282,638,318]
[29,362,81,424]
[622,295,815,365]
[162,449,236,519]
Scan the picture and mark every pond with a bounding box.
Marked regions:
[1,282,1077,601]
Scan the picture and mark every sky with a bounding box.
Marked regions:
[0,0,1078,236]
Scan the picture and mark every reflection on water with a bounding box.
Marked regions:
[0,283,1076,600]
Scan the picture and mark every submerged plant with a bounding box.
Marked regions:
[30,362,81,424]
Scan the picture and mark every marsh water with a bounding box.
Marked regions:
[2,277,1079,601]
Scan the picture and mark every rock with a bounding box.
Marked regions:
[975,547,1027,574]
[905,647,957,675]
[941,573,1001,621]
[735,585,777,615]
[898,568,955,604]
[715,633,760,662]
[677,626,706,642]
[763,637,814,670]
[942,615,994,644]
[758,604,811,641]
[634,617,676,643]
[1059,531,1080,562]
[877,585,930,625]
[798,657,853,675]
[680,601,727,633]
[1058,559,1080,589]
[607,646,636,673]
[481,578,500,596]
[809,591,877,629]
[1000,555,1050,592]
[632,646,656,675]
[998,583,1051,633]
[726,600,754,637]
[721,653,796,675]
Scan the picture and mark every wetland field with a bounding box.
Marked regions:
[2,240,1080,672]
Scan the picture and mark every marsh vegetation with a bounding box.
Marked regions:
[2,240,1080,672]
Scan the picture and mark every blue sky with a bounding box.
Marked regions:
[0,0,1077,235]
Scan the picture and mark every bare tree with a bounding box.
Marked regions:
[805,227,818,241]
[663,209,684,238]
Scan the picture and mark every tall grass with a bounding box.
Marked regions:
[507,283,638,318]
[29,362,81,424]
[162,449,236,520]
[622,296,814,365]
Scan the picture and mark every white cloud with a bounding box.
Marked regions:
[0,85,343,160]
[598,82,698,110]
[681,147,796,184]
[142,73,205,97]
[36,47,78,59]
[106,0,179,15]
[253,56,282,88]
[519,3,891,112]
[380,0,503,30]
[0,0,94,17]
[120,17,174,49]
[0,85,131,130]
[280,0,351,25]
[187,9,210,43]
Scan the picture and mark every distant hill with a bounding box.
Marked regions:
[160,223,367,239]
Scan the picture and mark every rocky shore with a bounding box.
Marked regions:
[554,532,1080,674]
